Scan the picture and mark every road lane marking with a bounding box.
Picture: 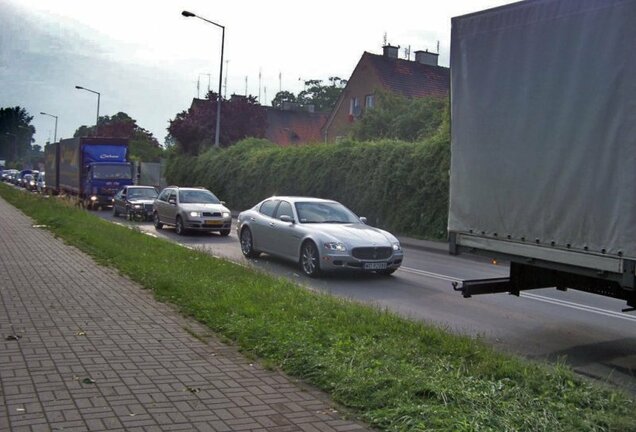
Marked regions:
[399,266,461,283]
[399,266,636,323]
[520,292,636,323]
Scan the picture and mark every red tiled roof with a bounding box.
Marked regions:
[364,52,449,98]
[265,108,327,146]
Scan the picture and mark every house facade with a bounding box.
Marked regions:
[322,45,450,142]
[264,106,327,146]
[187,97,326,147]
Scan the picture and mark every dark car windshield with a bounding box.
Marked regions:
[178,189,220,204]
[295,202,359,224]
[128,188,158,199]
[93,164,132,180]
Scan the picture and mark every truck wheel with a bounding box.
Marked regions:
[112,205,119,217]
[126,208,132,221]
[220,229,231,237]
[175,216,186,235]
[153,212,163,230]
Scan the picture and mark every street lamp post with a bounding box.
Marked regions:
[182,10,224,148]
[75,85,101,134]
[40,112,58,143]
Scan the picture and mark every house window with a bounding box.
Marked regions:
[349,97,360,115]
[365,94,375,109]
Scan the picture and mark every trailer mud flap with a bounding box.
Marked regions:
[452,277,512,298]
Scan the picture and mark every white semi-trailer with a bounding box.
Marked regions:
[448,0,636,310]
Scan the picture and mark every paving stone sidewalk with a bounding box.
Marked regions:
[0,196,369,432]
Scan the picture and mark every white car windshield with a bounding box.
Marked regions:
[295,202,359,224]
[179,190,220,204]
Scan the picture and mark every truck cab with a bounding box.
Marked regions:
[83,162,133,208]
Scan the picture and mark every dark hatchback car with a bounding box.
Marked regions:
[112,185,159,221]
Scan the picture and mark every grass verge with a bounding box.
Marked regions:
[1,184,634,432]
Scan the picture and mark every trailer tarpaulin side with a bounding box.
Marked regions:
[449,0,636,257]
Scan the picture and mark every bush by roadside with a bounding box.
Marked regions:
[165,131,450,240]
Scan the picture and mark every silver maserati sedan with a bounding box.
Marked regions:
[236,196,403,277]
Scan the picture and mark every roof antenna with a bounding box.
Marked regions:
[383,32,387,46]
[437,40,440,54]
[404,45,411,60]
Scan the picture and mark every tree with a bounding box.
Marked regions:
[271,91,297,108]
[350,91,447,142]
[0,106,36,165]
[74,112,164,161]
[164,134,176,149]
[296,77,347,112]
[168,92,267,155]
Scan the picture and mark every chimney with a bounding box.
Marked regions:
[415,49,439,66]
[382,44,399,59]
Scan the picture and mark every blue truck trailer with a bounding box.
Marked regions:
[44,137,133,209]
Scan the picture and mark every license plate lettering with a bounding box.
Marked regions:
[364,262,387,270]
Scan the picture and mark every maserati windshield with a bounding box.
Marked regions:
[295,202,359,224]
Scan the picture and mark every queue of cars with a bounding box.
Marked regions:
[1,169,45,190]
[2,170,403,277]
[114,185,403,277]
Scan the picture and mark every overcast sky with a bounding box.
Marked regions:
[0,0,513,147]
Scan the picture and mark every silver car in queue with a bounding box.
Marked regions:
[236,196,403,277]
[153,186,232,236]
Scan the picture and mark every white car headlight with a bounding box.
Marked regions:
[324,242,346,252]
[222,211,230,218]
[392,242,401,251]
[133,204,142,209]
[189,211,202,218]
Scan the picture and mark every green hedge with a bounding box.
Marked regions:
[165,132,450,239]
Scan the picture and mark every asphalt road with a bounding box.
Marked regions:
[97,209,636,394]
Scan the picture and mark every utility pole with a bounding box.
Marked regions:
[224,60,229,98]
[258,68,262,103]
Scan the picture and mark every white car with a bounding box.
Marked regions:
[236,196,403,277]
[153,186,232,236]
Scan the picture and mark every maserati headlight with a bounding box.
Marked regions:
[392,242,401,251]
[189,211,202,218]
[324,242,346,252]
[222,211,230,218]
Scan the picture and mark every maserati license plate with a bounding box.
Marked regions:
[364,262,387,270]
